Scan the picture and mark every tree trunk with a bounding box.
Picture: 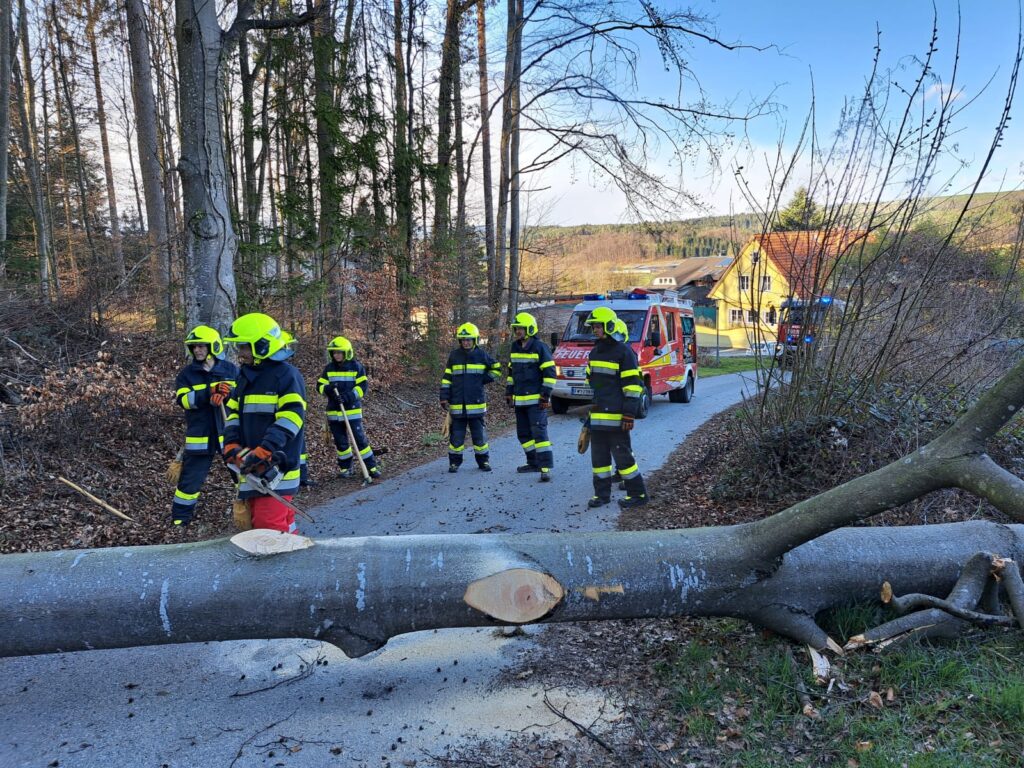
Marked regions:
[0,521,1021,660]
[5,348,1024,660]
[174,0,237,330]
[86,5,126,280]
[0,0,11,278]
[432,0,460,251]
[125,0,173,331]
[504,0,523,324]
[453,41,469,322]
[493,0,518,328]
[14,0,51,301]
[476,0,496,308]
[392,0,413,293]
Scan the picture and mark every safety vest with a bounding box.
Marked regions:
[224,359,306,498]
[506,337,556,407]
[317,359,370,424]
[174,357,238,454]
[585,337,644,430]
[440,346,501,417]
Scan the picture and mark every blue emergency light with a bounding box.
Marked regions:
[820,296,833,305]
[583,293,606,301]
[804,335,814,344]
[627,292,648,300]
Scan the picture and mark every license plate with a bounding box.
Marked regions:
[571,386,593,397]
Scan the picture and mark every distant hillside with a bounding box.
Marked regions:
[518,190,1024,296]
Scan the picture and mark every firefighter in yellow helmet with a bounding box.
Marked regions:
[221,313,307,533]
[170,325,238,527]
[316,336,381,479]
[506,311,556,481]
[584,307,648,509]
[439,322,502,472]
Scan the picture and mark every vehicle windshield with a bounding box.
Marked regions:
[563,310,648,342]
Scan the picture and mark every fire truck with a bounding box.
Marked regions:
[549,288,698,415]
[775,296,845,364]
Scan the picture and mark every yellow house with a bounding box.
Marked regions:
[708,231,860,351]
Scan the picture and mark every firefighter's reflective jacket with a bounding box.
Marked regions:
[224,356,307,499]
[317,359,370,424]
[585,337,644,430]
[439,346,501,417]
[506,337,556,407]
[174,357,238,454]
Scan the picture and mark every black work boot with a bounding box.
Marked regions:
[478,461,492,472]
[517,464,540,473]
[539,468,552,482]
[618,494,648,509]
[448,464,459,473]
[587,496,610,508]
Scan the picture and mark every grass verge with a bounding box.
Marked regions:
[699,356,762,377]
[653,613,1024,767]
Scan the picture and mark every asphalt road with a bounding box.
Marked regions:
[0,372,755,768]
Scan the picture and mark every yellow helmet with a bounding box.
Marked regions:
[327,335,354,360]
[510,311,538,337]
[456,322,479,344]
[584,306,617,336]
[612,318,629,343]
[281,330,296,348]
[184,325,223,357]
[223,312,285,361]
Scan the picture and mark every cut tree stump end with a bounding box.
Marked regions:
[230,529,316,556]
[464,567,565,623]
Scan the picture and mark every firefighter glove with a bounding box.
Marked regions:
[506,395,515,409]
[621,415,635,432]
[539,398,550,411]
[440,400,450,412]
[341,389,356,408]
[240,445,275,476]
[223,442,246,466]
[210,381,232,406]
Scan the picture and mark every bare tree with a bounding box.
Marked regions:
[0,0,12,278]
[124,0,173,329]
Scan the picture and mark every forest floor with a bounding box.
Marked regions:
[0,321,515,554]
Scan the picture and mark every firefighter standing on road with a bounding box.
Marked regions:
[506,312,556,481]
[440,323,501,472]
[170,326,238,527]
[584,307,648,509]
[222,313,307,533]
[316,336,381,479]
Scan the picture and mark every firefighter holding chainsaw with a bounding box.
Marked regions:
[506,311,556,481]
[316,336,381,480]
[170,325,238,527]
[440,323,502,472]
[221,312,307,533]
[584,306,648,509]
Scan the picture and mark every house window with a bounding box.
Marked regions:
[739,275,751,291]
[729,309,743,323]
[766,306,777,325]
[760,276,772,291]
[746,309,757,323]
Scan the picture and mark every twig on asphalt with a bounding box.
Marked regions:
[229,707,299,768]
[421,748,500,767]
[230,651,323,697]
[542,693,615,753]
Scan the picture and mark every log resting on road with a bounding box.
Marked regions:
[2,521,1022,659]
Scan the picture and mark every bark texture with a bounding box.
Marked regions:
[175,0,238,330]
[2,522,1021,659]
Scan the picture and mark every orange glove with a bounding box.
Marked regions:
[621,415,635,432]
[222,442,246,466]
[210,381,232,407]
[240,445,275,475]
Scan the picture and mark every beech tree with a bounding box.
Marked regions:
[2,355,1024,658]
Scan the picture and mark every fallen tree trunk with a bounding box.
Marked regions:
[2,521,1022,658]
[4,358,1024,660]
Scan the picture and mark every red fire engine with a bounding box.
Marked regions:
[775,296,844,364]
[549,288,699,415]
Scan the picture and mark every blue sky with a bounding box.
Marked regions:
[531,1,1024,225]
